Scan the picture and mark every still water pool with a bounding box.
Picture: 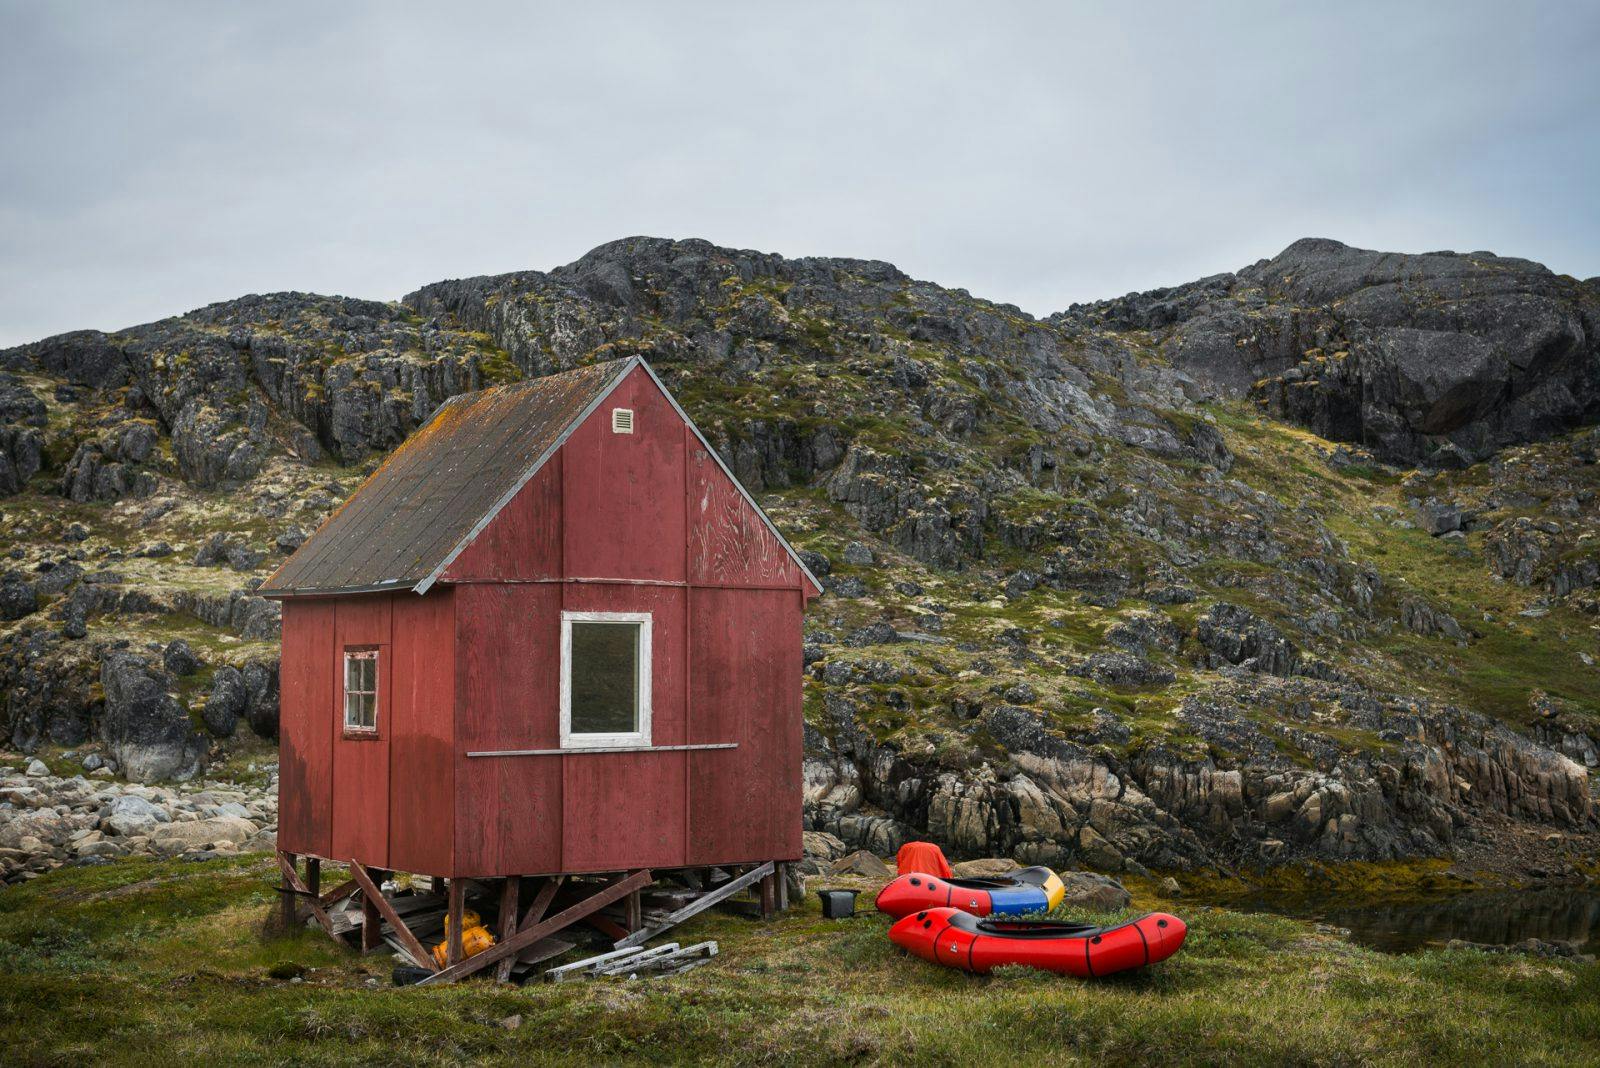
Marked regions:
[1220,885,1600,954]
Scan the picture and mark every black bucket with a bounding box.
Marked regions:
[817,889,859,919]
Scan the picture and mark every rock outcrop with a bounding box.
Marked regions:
[1062,239,1600,467]
[99,652,206,783]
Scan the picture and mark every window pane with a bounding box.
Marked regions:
[361,693,375,728]
[570,622,638,735]
[346,656,361,693]
[361,656,375,693]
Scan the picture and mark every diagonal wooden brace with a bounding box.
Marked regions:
[276,851,335,937]
[348,861,437,972]
[614,861,773,949]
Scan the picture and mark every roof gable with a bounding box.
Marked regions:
[261,357,821,598]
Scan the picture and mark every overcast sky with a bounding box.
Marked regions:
[2,2,1597,347]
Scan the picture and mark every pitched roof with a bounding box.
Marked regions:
[260,357,821,598]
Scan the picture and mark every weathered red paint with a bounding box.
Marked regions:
[272,363,815,878]
[277,598,334,858]
[687,586,804,864]
[388,589,455,875]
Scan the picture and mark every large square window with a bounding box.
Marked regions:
[561,611,652,748]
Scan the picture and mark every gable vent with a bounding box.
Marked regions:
[611,407,634,434]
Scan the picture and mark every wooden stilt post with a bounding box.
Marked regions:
[775,862,789,912]
[494,876,520,983]
[275,852,335,936]
[496,874,562,982]
[306,858,321,899]
[361,872,382,953]
[279,852,298,929]
[759,867,777,919]
[446,879,466,967]
[625,888,643,932]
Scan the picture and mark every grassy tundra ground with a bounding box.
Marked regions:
[0,855,1595,1066]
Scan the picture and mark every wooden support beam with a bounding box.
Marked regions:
[759,869,776,919]
[318,878,359,909]
[446,880,465,967]
[520,875,564,930]
[306,858,321,899]
[497,874,564,982]
[419,870,654,986]
[776,862,789,912]
[492,876,521,983]
[614,862,773,950]
[361,886,382,952]
[625,888,642,932]
[275,850,333,936]
[348,861,436,972]
[279,852,297,929]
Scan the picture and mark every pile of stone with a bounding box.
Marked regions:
[0,759,278,884]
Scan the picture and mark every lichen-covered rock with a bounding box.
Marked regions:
[99,652,205,782]
[162,639,202,677]
[241,657,280,738]
[0,571,38,621]
[1400,598,1467,640]
[1070,238,1600,466]
[202,666,247,738]
[0,426,43,496]
[1196,603,1299,676]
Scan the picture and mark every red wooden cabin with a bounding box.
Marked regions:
[260,357,820,978]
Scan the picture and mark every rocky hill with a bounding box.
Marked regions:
[3,236,1598,881]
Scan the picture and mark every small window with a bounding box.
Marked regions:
[343,648,379,733]
[561,611,651,748]
[611,407,634,434]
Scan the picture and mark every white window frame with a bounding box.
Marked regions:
[560,610,652,749]
[342,647,379,735]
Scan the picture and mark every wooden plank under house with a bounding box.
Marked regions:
[261,357,819,982]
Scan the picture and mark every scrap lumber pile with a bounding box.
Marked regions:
[278,853,790,986]
[545,941,719,982]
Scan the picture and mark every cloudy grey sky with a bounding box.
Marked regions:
[2,2,1597,346]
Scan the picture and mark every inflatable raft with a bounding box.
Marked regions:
[874,865,1066,919]
[889,906,1187,977]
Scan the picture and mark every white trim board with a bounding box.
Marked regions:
[559,610,653,749]
[465,742,737,757]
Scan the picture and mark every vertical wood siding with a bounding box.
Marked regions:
[561,370,687,582]
[388,589,456,874]
[277,598,334,857]
[687,426,802,588]
[687,586,804,864]
[558,582,688,871]
[453,583,565,875]
[441,452,563,582]
[330,596,393,867]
